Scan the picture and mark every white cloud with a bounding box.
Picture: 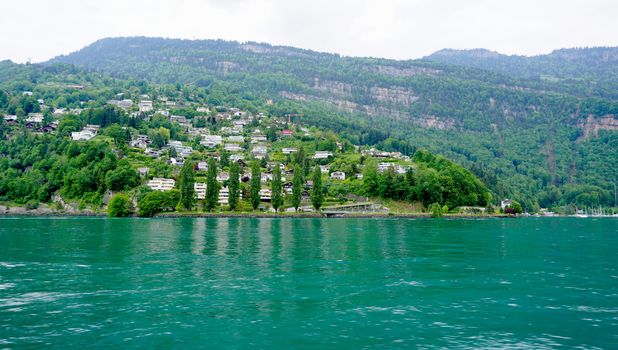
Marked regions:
[0,0,616,63]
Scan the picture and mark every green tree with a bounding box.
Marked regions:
[362,160,379,197]
[228,161,240,211]
[138,190,179,217]
[105,160,139,192]
[178,161,195,211]
[250,161,261,211]
[292,165,302,211]
[105,124,129,146]
[311,165,324,211]
[108,193,132,217]
[271,164,283,212]
[204,157,219,211]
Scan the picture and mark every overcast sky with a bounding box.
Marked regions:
[1,0,616,63]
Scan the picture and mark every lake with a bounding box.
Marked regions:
[0,217,617,349]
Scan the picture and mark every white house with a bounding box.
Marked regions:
[3,115,18,123]
[219,187,229,205]
[130,135,151,149]
[197,161,208,171]
[251,135,267,143]
[194,182,207,200]
[227,135,245,143]
[217,172,230,182]
[330,171,346,180]
[261,173,273,183]
[147,178,176,191]
[282,148,297,154]
[501,199,513,210]
[378,162,395,172]
[26,113,44,124]
[139,100,153,112]
[313,151,333,159]
[252,145,268,159]
[201,135,222,148]
[230,154,244,162]
[259,188,272,201]
[224,143,243,152]
[71,130,96,141]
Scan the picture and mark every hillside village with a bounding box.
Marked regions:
[1,89,426,216]
[0,80,494,217]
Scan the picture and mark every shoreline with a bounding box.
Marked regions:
[0,209,514,219]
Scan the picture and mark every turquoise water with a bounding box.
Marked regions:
[0,217,617,349]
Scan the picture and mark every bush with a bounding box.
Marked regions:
[428,202,444,218]
[25,200,40,210]
[108,193,132,217]
[504,200,523,214]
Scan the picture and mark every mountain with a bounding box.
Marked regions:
[427,47,618,100]
[43,37,618,209]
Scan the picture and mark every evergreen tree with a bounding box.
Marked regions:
[292,165,302,211]
[220,150,230,168]
[295,144,310,176]
[178,161,195,211]
[271,164,283,212]
[229,162,240,211]
[250,161,261,211]
[311,165,324,211]
[205,157,219,211]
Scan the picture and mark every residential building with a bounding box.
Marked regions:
[378,162,394,172]
[201,135,222,148]
[197,162,208,171]
[330,171,346,180]
[217,172,230,182]
[147,178,176,191]
[219,187,229,205]
[3,115,17,123]
[252,145,268,159]
[501,199,513,210]
[251,135,267,143]
[224,143,243,152]
[313,151,333,159]
[259,188,272,201]
[130,135,151,149]
[230,154,244,162]
[227,135,245,143]
[282,148,297,154]
[139,100,153,112]
[261,173,273,183]
[194,182,207,200]
[25,113,44,124]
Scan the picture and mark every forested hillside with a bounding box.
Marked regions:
[25,37,618,210]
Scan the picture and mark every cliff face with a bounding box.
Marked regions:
[578,114,618,140]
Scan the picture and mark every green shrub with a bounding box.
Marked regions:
[428,202,444,218]
[108,193,132,217]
